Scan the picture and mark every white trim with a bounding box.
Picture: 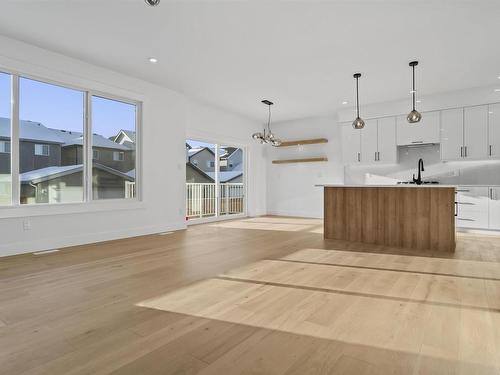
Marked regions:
[10,74,19,206]
[84,91,92,201]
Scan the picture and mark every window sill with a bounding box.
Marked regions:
[0,199,146,219]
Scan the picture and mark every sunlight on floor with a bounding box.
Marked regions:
[208,216,324,233]
[137,247,500,370]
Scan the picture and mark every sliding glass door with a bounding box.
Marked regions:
[218,144,244,217]
[185,139,245,222]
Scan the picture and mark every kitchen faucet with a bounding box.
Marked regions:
[413,158,424,185]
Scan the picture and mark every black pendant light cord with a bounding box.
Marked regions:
[267,104,272,133]
[356,76,360,118]
[412,64,416,111]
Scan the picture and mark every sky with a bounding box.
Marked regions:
[0,72,135,138]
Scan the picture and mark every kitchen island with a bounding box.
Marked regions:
[319,185,456,252]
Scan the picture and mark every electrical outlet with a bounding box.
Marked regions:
[23,219,31,231]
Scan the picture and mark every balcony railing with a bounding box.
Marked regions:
[186,183,244,219]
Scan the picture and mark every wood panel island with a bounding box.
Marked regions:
[320,185,456,252]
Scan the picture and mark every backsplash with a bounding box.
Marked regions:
[344,144,500,185]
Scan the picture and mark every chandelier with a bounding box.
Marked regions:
[252,99,282,147]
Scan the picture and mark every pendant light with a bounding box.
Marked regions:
[407,61,422,123]
[352,73,365,129]
[145,0,160,5]
[251,100,282,147]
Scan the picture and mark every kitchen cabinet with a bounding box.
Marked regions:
[488,187,500,230]
[396,110,440,146]
[440,108,463,160]
[341,123,361,164]
[455,186,489,229]
[441,105,489,161]
[360,119,378,163]
[488,103,500,158]
[464,105,488,159]
[341,118,397,165]
[377,116,397,163]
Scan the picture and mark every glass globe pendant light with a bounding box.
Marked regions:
[407,61,422,123]
[352,73,365,129]
[145,0,160,6]
[251,100,282,147]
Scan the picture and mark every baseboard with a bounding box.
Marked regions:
[0,221,187,258]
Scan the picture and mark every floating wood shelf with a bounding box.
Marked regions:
[272,157,328,164]
[277,138,328,147]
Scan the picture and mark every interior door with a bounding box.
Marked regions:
[341,124,361,164]
[360,119,378,163]
[463,105,488,159]
[440,108,463,160]
[377,116,397,163]
[488,103,500,158]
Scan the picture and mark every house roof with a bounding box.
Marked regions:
[20,164,134,184]
[0,118,64,144]
[0,117,130,150]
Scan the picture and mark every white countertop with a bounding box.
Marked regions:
[316,184,457,188]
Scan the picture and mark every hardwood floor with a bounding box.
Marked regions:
[1,216,500,374]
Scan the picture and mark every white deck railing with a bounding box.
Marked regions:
[186,183,244,219]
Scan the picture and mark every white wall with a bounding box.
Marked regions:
[0,35,264,257]
[266,115,343,218]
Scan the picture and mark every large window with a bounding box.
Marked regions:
[19,77,84,204]
[91,96,136,200]
[0,72,11,205]
[0,70,140,207]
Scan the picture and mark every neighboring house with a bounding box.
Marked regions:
[0,117,135,203]
[112,129,136,149]
[188,147,216,172]
[185,143,243,184]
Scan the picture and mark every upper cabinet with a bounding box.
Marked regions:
[377,117,397,164]
[341,123,361,164]
[396,110,440,146]
[441,105,489,161]
[440,108,463,160]
[341,118,397,165]
[488,103,500,158]
[464,105,488,159]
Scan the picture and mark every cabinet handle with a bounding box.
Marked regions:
[460,146,463,157]
[465,146,468,157]
[457,218,475,222]
[456,189,469,192]
[411,141,424,144]
[374,152,377,161]
[377,151,380,161]
[490,145,492,156]
[490,188,493,200]
[357,152,360,162]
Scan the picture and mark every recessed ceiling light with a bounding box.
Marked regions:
[342,101,348,105]
[148,57,158,63]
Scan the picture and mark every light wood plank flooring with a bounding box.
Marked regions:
[1,216,500,374]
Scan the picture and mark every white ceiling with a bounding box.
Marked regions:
[0,0,499,123]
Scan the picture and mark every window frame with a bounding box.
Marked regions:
[93,149,100,160]
[34,143,50,156]
[0,140,10,154]
[0,68,142,212]
[112,151,124,162]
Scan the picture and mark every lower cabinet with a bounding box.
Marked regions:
[489,187,500,230]
[456,186,500,230]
